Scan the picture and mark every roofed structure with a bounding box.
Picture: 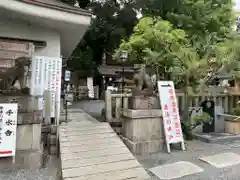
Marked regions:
[20,0,91,16]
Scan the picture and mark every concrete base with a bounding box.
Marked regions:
[193,132,240,143]
[121,109,164,155]
[121,136,164,155]
[0,148,43,171]
[16,124,42,150]
[128,96,160,110]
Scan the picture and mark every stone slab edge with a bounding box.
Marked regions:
[122,109,162,119]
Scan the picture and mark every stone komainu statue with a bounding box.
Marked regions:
[132,64,154,95]
[0,56,31,94]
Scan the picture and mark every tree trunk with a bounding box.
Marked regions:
[183,74,189,122]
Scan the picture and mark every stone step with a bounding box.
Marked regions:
[64,167,150,180]
[62,159,142,178]
[61,146,130,160]
[60,137,124,147]
[60,128,114,136]
[59,132,117,142]
[62,153,135,169]
[60,122,107,128]
[60,143,125,154]
[59,124,111,132]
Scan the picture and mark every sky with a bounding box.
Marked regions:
[235,0,240,10]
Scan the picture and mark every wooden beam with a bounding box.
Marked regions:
[0,37,46,48]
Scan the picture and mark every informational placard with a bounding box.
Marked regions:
[30,56,62,122]
[0,103,18,161]
[87,77,94,98]
[157,81,185,153]
[65,70,71,82]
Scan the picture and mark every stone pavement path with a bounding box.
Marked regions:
[137,140,240,180]
[67,102,240,180]
[59,109,150,180]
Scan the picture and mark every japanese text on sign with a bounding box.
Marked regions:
[0,104,18,158]
[157,81,184,144]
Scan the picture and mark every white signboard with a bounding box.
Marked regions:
[87,77,94,98]
[65,70,71,82]
[30,56,62,121]
[0,103,18,160]
[157,81,185,153]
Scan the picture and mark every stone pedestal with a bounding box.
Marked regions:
[121,109,164,155]
[128,95,159,110]
[0,95,44,170]
[15,111,43,169]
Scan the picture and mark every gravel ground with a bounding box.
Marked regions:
[0,154,60,180]
[136,140,240,180]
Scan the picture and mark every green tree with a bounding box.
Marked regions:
[61,0,139,73]
[141,0,235,58]
[115,17,211,137]
[115,17,208,87]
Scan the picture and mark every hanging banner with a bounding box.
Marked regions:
[157,81,185,153]
[0,103,18,161]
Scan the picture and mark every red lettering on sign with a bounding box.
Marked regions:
[173,107,177,113]
[166,120,171,124]
[173,114,179,120]
[0,151,12,155]
[172,102,177,108]
[167,126,172,131]
[164,111,170,117]
[164,105,168,110]
[169,89,173,95]
[176,129,181,134]
[175,123,179,128]
[170,95,175,101]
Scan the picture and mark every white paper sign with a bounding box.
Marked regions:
[31,56,62,120]
[157,81,185,153]
[87,77,94,98]
[65,70,71,82]
[0,103,18,158]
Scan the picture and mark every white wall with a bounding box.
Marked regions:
[0,19,61,57]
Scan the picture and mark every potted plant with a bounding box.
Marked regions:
[181,112,213,140]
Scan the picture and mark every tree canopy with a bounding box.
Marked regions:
[115,17,209,90]
[115,0,237,90]
[61,0,238,86]
[62,0,139,73]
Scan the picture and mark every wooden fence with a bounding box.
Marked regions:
[105,90,240,123]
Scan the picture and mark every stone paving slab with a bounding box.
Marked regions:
[149,161,204,180]
[61,121,107,126]
[60,137,122,147]
[62,153,135,169]
[199,152,240,168]
[64,167,150,180]
[59,124,111,132]
[59,109,150,180]
[62,159,142,178]
[61,146,131,160]
[61,144,126,153]
[59,132,117,142]
[60,128,114,136]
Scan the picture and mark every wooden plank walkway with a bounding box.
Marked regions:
[59,110,150,180]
